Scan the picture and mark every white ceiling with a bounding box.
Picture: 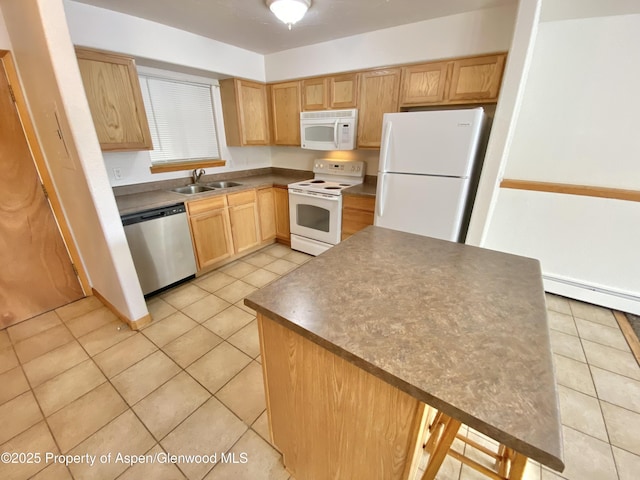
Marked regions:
[71,0,516,54]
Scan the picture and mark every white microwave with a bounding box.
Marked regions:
[300,109,358,151]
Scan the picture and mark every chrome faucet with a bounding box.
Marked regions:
[192,168,205,184]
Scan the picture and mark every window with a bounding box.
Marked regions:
[139,72,221,166]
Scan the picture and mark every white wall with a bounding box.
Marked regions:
[270,147,380,176]
[504,15,640,189]
[63,0,265,82]
[265,4,517,82]
[467,0,542,245]
[482,11,640,314]
[0,0,148,321]
[0,7,10,49]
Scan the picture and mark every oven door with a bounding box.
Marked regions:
[288,189,342,245]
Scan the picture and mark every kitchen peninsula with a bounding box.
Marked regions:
[244,226,564,480]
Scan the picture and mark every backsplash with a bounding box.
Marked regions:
[111,167,310,197]
[104,147,272,187]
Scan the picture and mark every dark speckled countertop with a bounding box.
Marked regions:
[245,226,564,472]
[115,171,311,216]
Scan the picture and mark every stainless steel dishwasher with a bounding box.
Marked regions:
[121,203,197,296]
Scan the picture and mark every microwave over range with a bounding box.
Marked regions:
[300,109,358,151]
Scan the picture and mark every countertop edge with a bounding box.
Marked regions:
[115,175,304,216]
[243,296,565,472]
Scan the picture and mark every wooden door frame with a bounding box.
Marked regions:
[1,50,90,294]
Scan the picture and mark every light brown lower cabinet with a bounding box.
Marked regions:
[228,190,261,254]
[341,195,375,241]
[257,188,277,241]
[274,186,291,244]
[258,313,426,479]
[187,187,287,273]
[186,196,234,270]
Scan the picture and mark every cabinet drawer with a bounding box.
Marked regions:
[227,189,257,206]
[343,195,375,212]
[187,195,227,216]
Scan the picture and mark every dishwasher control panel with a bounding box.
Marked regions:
[121,203,186,226]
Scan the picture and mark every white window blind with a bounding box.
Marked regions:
[140,75,220,164]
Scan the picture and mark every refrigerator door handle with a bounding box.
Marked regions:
[380,121,393,172]
[377,173,386,217]
[333,119,339,148]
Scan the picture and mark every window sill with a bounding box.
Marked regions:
[150,159,226,174]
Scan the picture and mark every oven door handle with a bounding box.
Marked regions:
[289,189,341,201]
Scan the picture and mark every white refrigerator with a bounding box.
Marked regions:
[374,108,486,242]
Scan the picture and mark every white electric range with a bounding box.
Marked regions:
[288,159,366,256]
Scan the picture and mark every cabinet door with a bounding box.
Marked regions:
[399,62,449,106]
[189,208,233,270]
[301,77,328,111]
[357,69,401,148]
[236,80,270,145]
[274,187,290,242]
[76,48,152,151]
[270,82,301,146]
[257,188,277,241]
[329,73,358,109]
[341,196,375,240]
[448,54,506,103]
[227,190,261,254]
[229,203,261,254]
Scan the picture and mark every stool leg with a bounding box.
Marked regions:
[507,451,528,480]
[421,415,462,480]
[424,411,444,452]
[497,444,508,476]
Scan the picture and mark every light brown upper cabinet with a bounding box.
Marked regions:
[220,78,270,146]
[448,54,506,103]
[270,81,301,146]
[301,77,328,110]
[357,69,401,148]
[76,47,152,151]
[301,73,358,111]
[327,73,358,109]
[399,61,450,106]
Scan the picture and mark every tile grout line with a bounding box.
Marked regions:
[9,310,74,479]
[572,311,622,480]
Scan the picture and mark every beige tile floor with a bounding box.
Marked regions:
[1,243,639,480]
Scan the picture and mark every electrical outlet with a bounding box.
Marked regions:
[113,168,123,180]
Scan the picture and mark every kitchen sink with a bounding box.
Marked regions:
[170,184,216,195]
[203,181,243,189]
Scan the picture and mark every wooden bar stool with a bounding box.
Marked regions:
[421,411,528,480]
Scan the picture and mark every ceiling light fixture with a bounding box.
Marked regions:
[267,0,311,30]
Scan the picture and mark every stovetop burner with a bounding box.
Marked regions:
[288,159,366,196]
